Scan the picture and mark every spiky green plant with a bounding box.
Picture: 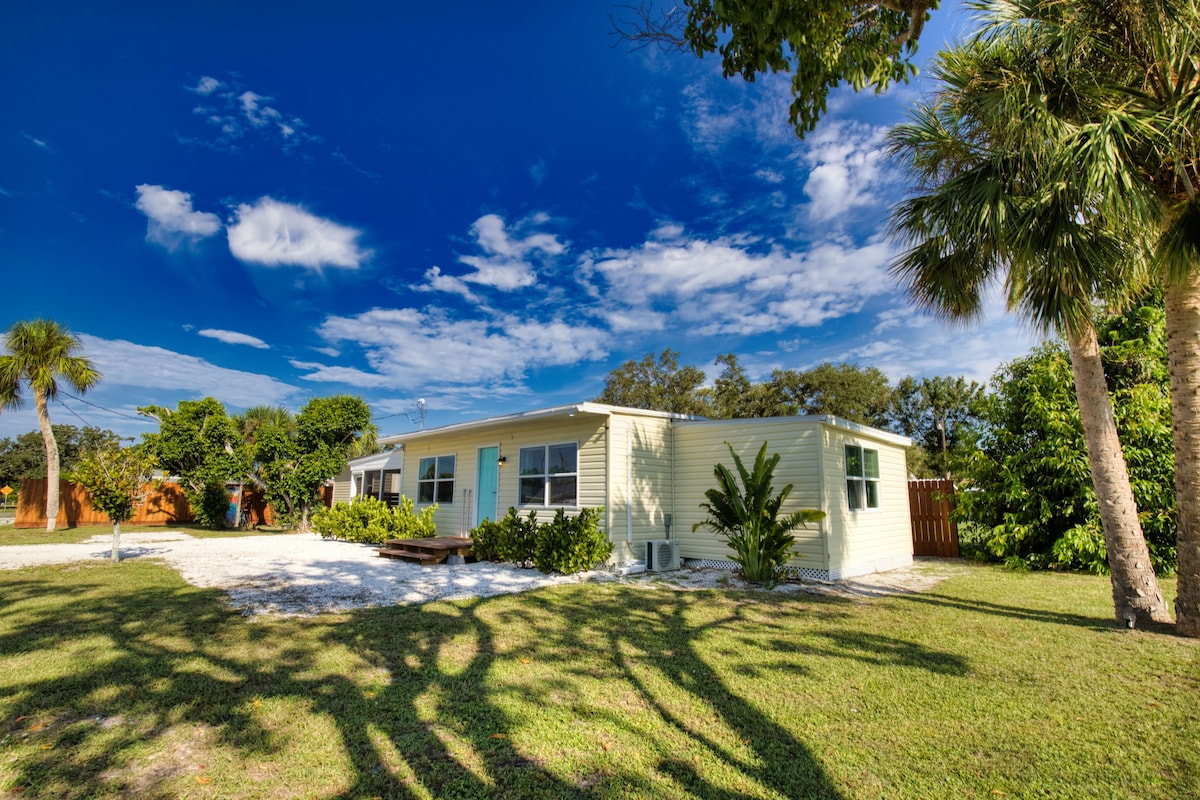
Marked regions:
[694,442,824,584]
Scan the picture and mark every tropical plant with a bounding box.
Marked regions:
[312,496,436,544]
[0,319,101,532]
[886,15,1172,626]
[251,396,371,531]
[70,445,158,561]
[139,398,244,529]
[693,442,824,584]
[470,507,611,574]
[532,507,612,575]
[470,507,540,565]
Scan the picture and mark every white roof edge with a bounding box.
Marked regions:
[815,415,913,447]
[676,413,912,447]
[377,402,700,445]
[347,450,405,471]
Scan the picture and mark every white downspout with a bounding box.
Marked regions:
[626,426,633,546]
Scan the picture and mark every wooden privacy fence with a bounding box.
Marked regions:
[13,478,296,529]
[908,478,960,557]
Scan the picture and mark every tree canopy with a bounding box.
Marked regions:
[612,0,938,137]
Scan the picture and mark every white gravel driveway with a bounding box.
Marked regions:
[0,531,601,616]
[0,531,961,617]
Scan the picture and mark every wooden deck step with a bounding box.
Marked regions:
[378,547,446,564]
[376,536,475,566]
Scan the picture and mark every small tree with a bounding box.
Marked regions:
[694,442,825,584]
[70,446,157,562]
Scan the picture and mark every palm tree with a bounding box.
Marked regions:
[887,28,1171,625]
[953,0,1200,632]
[0,319,100,532]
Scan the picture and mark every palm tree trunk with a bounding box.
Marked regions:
[1165,273,1200,636]
[35,388,60,533]
[1065,324,1171,626]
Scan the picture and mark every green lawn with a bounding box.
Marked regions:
[0,561,1196,799]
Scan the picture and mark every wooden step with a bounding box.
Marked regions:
[377,548,446,564]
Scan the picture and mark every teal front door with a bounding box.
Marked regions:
[476,446,499,526]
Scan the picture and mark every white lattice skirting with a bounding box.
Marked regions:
[682,551,913,583]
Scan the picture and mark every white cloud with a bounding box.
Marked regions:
[227,197,370,269]
[193,76,221,95]
[582,230,895,336]
[304,306,609,389]
[836,293,1043,385]
[423,213,566,294]
[77,334,300,408]
[418,266,481,302]
[134,184,222,248]
[198,329,269,349]
[22,132,51,151]
[799,120,894,223]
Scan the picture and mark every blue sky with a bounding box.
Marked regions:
[1,1,1039,441]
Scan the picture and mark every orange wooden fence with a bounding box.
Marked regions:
[16,478,192,528]
[908,478,960,557]
[14,478,328,529]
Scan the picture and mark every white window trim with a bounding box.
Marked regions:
[845,444,881,512]
[417,454,456,505]
[517,441,579,508]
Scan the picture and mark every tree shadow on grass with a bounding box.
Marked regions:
[0,564,974,799]
[891,590,1137,632]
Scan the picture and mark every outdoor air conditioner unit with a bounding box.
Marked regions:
[645,539,680,572]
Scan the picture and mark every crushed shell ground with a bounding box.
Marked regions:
[0,531,970,616]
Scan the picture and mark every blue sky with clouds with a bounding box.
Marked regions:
[1,1,1039,441]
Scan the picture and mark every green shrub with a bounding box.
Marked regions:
[312,496,436,544]
[471,506,611,574]
[470,507,539,564]
[532,507,612,575]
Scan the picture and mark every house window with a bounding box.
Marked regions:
[845,444,880,510]
[518,443,578,506]
[417,455,456,503]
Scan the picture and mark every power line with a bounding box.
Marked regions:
[59,391,152,422]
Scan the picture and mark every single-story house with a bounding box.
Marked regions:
[335,402,913,580]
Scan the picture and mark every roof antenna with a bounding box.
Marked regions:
[402,398,427,429]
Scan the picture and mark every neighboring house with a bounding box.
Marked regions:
[335,402,913,580]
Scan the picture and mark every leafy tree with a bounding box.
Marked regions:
[612,0,938,137]
[597,349,709,414]
[139,398,244,529]
[887,12,1172,627]
[0,319,100,532]
[693,441,825,584]
[700,353,791,419]
[957,314,1175,577]
[70,445,157,562]
[890,376,986,477]
[775,362,893,427]
[253,395,371,531]
[0,425,122,489]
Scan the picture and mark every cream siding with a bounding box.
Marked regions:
[606,413,675,562]
[820,425,913,578]
[331,467,352,504]
[399,416,610,537]
[673,418,827,569]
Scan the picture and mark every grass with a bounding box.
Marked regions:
[0,561,1196,799]
[0,523,293,547]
